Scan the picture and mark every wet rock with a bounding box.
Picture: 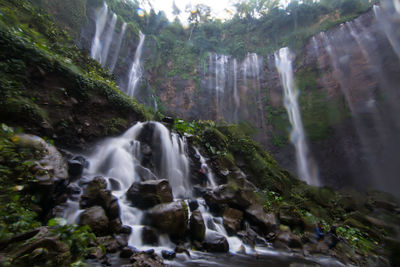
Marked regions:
[80,177,120,221]
[142,226,158,245]
[202,232,229,253]
[223,207,243,234]
[245,204,277,233]
[68,159,84,178]
[66,184,81,195]
[135,165,158,181]
[79,206,109,236]
[161,250,176,260]
[146,201,188,239]
[108,178,121,191]
[88,246,105,260]
[189,199,199,211]
[162,117,174,124]
[274,231,303,249]
[279,205,305,231]
[120,246,135,258]
[129,250,165,267]
[109,218,123,234]
[97,236,121,253]
[190,210,206,242]
[127,179,173,209]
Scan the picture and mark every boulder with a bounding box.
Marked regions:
[202,232,229,253]
[145,201,188,239]
[80,177,120,221]
[161,250,176,260]
[79,206,109,236]
[127,179,173,209]
[135,165,158,181]
[67,159,84,178]
[274,231,303,249]
[188,199,199,211]
[108,178,121,191]
[97,236,121,253]
[279,205,305,231]
[244,204,277,233]
[142,226,158,245]
[189,210,206,242]
[223,207,243,234]
[130,250,164,267]
[120,246,135,258]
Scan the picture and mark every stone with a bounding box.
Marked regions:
[127,179,173,209]
[161,250,176,260]
[188,199,199,211]
[274,231,303,249]
[145,201,188,239]
[202,232,229,253]
[223,207,243,234]
[189,210,206,242]
[135,165,158,181]
[245,204,277,233]
[68,159,84,178]
[142,226,158,245]
[108,178,121,191]
[79,206,109,236]
[129,251,164,267]
[97,236,121,253]
[120,246,135,258]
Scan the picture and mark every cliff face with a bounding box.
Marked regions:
[71,2,400,193]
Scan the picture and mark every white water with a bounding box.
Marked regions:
[100,13,117,66]
[109,22,127,73]
[275,47,319,186]
[233,59,239,123]
[194,148,217,189]
[126,31,146,97]
[91,2,108,62]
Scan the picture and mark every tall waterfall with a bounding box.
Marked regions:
[109,22,127,72]
[91,2,108,62]
[275,47,319,186]
[126,32,146,97]
[233,59,239,122]
[90,2,127,73]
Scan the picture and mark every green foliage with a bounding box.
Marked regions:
[173,119,199,135]
[257,190,283,211]
[48,218,97,259]
[337,225,377,254]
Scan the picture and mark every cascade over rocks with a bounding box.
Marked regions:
[127,179,173,209]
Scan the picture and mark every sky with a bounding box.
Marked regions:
[143,0,236,22]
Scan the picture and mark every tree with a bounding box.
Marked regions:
[172,0,181,17]
[186,4,212,40]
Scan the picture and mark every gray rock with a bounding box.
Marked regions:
[127,179,173,209]
[79,206,109,236]
[202,232,229,252]
[190,210,205,241]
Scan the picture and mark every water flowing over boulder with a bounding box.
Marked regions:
[127,179,173,209]
[190,210,206,242]
[202,232,229,252]
[79,176,120,221]
[79,206,109,236]
[145,201,188,239]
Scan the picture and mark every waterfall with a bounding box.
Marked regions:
[215,54,228,119]
[233,59,239,123]
[126,31,146,97]
[275,47,319,186]
[109,22,127,73]
[100,13,117,66]
[91,2,108,61]
[373,5,400,60]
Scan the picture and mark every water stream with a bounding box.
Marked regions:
[275,47,319,186]
[126,31,146,97]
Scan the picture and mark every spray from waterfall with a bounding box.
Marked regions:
[275,47,319,186]
[126,31,146,97]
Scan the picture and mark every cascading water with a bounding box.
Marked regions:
[100,13,117,66]
[232,59,239,123]
[91,2,108,62]
[109,22,127,73]
[215,54,229,119]
[275,47,319,186]
[62,122,250,254]
[126,31,146,97]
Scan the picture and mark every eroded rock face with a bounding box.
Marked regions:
[145,201,188,239]
[79,206,109,236]
[127,179,173,209]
